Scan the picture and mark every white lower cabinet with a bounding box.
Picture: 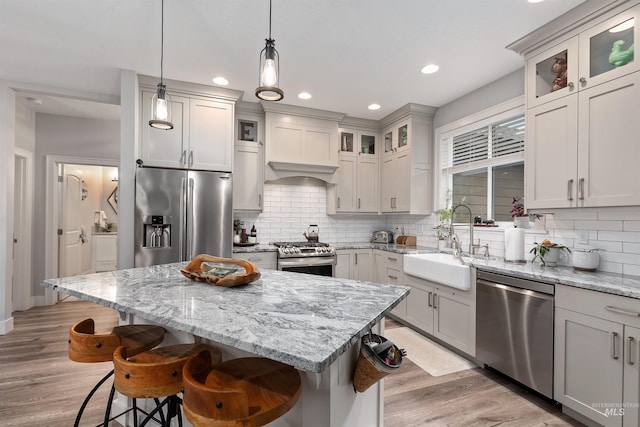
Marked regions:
[404,274,476,356]
[335,249,373,281]
[555,286,640,427]
[92,234,117,272]
[372,250,406,319]
[233,251,276,270]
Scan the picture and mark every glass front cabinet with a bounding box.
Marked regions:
[527,4,639,108]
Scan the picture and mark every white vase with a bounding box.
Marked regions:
[513,216,530,229]
[543,247,560,266]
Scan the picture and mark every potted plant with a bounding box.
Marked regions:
[530,239,571,266]
[511,196,529,228]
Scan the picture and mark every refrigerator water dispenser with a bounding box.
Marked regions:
[143,215,171,248]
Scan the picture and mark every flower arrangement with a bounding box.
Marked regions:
[530,239,571,266]
[233,218,244,234]
[510,196,526,218]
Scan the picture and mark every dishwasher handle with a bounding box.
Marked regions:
[477,279,555,301]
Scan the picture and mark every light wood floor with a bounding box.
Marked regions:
[0,302,584,427]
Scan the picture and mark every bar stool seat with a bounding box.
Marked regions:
[112,343,222,426]
[68,318,166,427]
[182,351,302,427]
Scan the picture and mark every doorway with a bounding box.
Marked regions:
[44,156,119,304]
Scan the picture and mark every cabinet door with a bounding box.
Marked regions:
[336,156,356,212]
[353,249,372,282]
[356,157,378,212]
[396,120,410,154]
[189,99,233,172]
[233,143,263,211]
[405,284,434,334]
[432,288,475,356]
[339,129,356,156]
[373,250,386,284]
[394,152,411,212]
[578,5,640,92]
[335,250,353,279]
[624,326,640,427]
[140,91,189,168]
[578,72,640,207]
[526,37,579,108]
[525,95,579,209]
[555,308,624,427]
[381,156,396,213]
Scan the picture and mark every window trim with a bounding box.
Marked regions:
[434,96,524,213]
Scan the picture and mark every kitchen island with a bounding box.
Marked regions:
[42,263,409,427]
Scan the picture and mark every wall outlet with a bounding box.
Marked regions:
[578,230,589,245]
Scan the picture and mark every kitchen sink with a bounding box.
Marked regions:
[403,253,471,290]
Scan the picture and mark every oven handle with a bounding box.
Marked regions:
[278,256,337,269]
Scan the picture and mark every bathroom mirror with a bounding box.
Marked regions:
[107,186,118,213]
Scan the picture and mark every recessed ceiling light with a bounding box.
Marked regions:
[26,97,43,105]
[421,64,439,74]
[298,92,312,100]
[610,18,634,33]
[528,0,544,3]
[212,77,229,86]
[368,104,381,110]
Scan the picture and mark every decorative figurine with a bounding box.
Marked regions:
[551,57,568,92]
[609,40,634,67]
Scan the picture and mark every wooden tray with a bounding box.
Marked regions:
[180,254,261,287]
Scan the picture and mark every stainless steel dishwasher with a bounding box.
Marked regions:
[476,270,555,399]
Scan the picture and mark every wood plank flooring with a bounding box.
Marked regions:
[0,302,584,427]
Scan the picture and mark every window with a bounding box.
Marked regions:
[438,102,525,223]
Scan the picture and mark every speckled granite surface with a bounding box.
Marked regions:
[232,244,276,253]
[468,257,640,299]
[41,264,409,373]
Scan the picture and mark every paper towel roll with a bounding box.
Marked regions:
[504,227,525,262]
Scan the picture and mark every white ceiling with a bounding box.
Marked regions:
[2,0,585,121]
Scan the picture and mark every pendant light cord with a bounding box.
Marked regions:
[268,0,272,39]
[160,0,165,84]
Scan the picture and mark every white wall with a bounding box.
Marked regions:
[33,114,119,296]
[15,103,35,152]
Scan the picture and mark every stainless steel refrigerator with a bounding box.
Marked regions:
[134,166,232,267]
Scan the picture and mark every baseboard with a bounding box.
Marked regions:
[31,295,47,307]
[0,315,15,335]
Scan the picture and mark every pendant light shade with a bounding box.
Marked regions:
[150,0,174,130]
[255,0,284,101]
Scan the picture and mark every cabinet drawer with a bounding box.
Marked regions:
[233,252,277,270]
[556,285,640,328]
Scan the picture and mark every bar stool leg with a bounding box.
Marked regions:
[74,369,114,427]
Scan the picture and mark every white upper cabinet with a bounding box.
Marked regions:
[234,109,265,211]
[522,4,640,209]
[138,77,240,172]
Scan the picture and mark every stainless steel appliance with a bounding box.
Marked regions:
[134,166,233,267]
[372,230,393,244]
[273,241,336,277]
[476,270,555,399]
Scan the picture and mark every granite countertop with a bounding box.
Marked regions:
[41,264,409,373]
[231,242,432,255]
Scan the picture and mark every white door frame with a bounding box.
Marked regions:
[13,148,33,311]
[44,155,118,305]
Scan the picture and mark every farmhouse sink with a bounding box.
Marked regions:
[403,253,471,290]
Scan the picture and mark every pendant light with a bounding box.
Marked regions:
[255,0,284,101]
[149,0,173,130]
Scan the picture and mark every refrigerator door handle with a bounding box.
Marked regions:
[180,177,187,261]
[187,177,195,260]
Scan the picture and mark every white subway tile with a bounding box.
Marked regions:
[623,264,640,277]
[574,220,623,231]
[598,231,640,243]
[624,243,640,254]
[624,221,640,232]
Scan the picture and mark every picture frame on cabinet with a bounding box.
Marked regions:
[238,119,258,142]
[107,186,118,213]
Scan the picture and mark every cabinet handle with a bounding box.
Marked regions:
[611,332,619,360]
[567,81,574,90]
[628,336,635,366]
[388,275,398,280]
[578,178,585,201]
[579,77,587,87]
[258,194,262,207]
[181,150,187,165]
[358,198,361,209]
[389,198,393,209]
[387,257,397,262]
[433,293,438,309]
[428,291,432,307]
[355,253,358,265]
[567,179,574,201]
[189,150,194,167]
[337,197,341,209]
[605,306,640,317]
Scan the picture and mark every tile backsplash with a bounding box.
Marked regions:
[235,182,640,277]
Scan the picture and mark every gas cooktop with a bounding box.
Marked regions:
[271,241,331,248]
[271,241,335,258]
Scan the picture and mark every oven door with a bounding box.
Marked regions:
[278,256,336,277]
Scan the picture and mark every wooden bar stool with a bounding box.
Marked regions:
[68,318,166,427]
[182,351,302,427]
[111,343,222,427]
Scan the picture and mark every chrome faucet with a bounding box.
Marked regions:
[450,203,480,255]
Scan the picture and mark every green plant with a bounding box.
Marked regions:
[233,218,244,233]
[530,239,571,266]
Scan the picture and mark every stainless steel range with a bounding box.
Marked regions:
[273,241,336,277]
